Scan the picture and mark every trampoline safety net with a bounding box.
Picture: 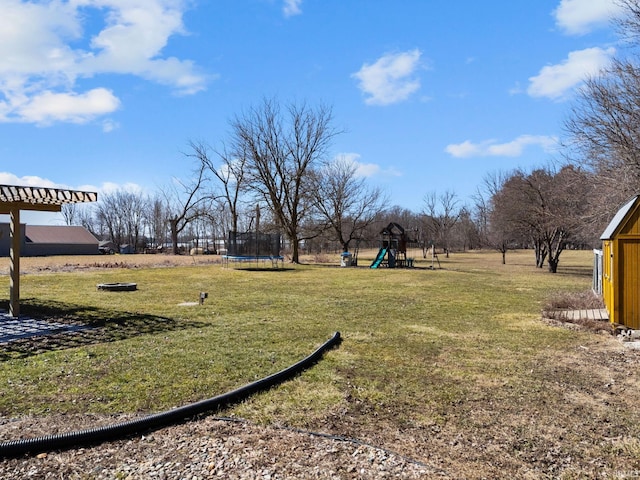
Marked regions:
[226,231,281,257]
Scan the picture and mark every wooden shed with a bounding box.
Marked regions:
[600,195,640,329]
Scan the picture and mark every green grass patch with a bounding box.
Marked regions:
[0,249,587,416]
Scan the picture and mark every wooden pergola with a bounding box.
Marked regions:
[0,184,98,317]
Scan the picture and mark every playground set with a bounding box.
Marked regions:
[370,222,417,269]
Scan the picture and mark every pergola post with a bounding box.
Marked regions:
[9,207,20,318]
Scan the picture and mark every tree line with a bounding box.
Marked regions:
[66,0,640,272]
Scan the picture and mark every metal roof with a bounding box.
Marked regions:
[0,184,97,213]
[600,196,639,240]
[24,225,99,245]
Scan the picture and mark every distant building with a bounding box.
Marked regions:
[119,244,135,254]
[0,223,99,256]
[99,240,117,255]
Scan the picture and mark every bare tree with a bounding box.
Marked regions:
[230,98,341,263]
[61,203,78,226]
[163,159,212,255]
[122,191,147,251]
[94,188,148,252]
[187,140,248,235]
[144,194,167,250]
[563,1,640,233]
[63,202,99,236]
[95,191,126,248]
[492,171,549,267]
[616,0,640,44]
[473,171,516,264]
[77,205,98,236]
[453,206,481,251]
[490,166,588,273]
[564,59,640,229]
[423,190,460,258]
[311,155,386,252]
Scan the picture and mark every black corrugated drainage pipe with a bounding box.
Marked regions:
[0,331,341,458]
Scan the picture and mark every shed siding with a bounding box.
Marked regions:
[621,207,640,235]
[620,239,640,329]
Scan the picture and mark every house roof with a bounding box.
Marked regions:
[600,196,639,240]
[24,225,98,245]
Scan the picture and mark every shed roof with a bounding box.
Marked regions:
[600,196,640,240]
[24,225,98,245]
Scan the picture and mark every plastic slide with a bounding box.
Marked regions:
[370,247,388,268]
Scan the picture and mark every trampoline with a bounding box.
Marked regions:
[222,231,283,269]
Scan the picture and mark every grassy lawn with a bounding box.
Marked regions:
[1,249,640,478]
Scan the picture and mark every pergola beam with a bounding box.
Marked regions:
[1,184,98,318]
[0,203,61,214]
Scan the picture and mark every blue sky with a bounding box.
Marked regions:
[0,0,624,225]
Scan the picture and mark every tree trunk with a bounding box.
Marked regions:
[535,246,547,268]
[290,237,300,263]
[170,219,180,255]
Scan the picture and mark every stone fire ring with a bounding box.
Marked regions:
[96,282,137,292]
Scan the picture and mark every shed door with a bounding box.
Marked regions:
[620,239,640,330]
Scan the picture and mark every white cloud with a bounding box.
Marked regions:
[0,173,61,188]
[334,153,402,178]
[554,0,623,35]
[527,47,615,100]
[98,181,144,194]
[283,0,302,17]
[0,0,207,125]
[445,135,559,158]
[445,140,483,158]
[352,49,423,106]
[354,162,382,178]
[509,81,523,95]
[101,119,120,133]
[215,158,247,185]
[16,88,121,125]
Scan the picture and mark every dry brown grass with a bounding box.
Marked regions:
[544,290,605,310]
[0,253,220,275]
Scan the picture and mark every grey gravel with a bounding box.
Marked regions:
[0,415,441,479]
